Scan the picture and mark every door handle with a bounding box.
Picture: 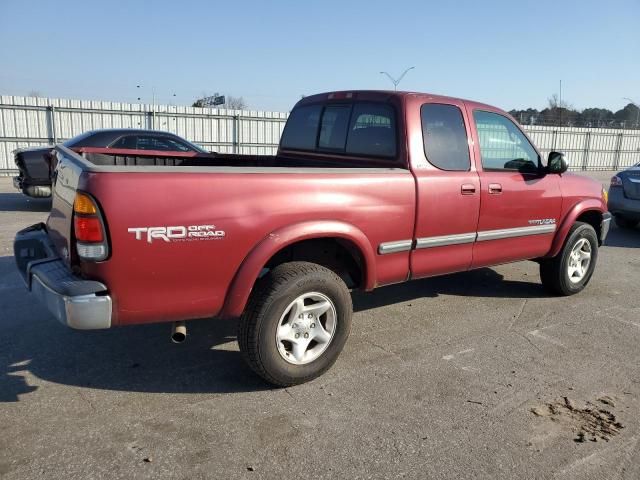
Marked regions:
[461,184,476,195]
[488,183,502,194]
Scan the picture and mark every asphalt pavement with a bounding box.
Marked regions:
[2,172,640,480]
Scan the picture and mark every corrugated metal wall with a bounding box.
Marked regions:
[0,95,288,174]
[2,95,639,175]
[525,126,640,171]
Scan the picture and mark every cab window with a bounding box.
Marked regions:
[280,101,397,159]
[345,103,396,157]
[318,105,351,150]
[280,105,322,151]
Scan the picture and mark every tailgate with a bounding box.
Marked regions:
[46,146,85,266]
[14,147,53,182]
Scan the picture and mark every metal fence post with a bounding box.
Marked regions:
[47,105,57,145]
[232,115,239,153]
[552,129,558,151]
[581,132,591,171]
[613,133,624,171]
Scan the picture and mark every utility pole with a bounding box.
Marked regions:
[380,67,415,91]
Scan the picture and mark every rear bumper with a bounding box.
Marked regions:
[608,187,640,221]
[13,175,52,197]
[14,223,112,329]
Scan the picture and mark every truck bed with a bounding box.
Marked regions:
[44,145,415,326]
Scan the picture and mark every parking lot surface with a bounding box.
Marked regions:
[1,172,639,480]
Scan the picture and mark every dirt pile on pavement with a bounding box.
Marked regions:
[530,395,623,443]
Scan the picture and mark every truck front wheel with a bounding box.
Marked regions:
[539,222,598,296]
[238,261,353,386]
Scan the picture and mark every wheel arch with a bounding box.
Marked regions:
[547,200,605,258]
[219,221,377,318]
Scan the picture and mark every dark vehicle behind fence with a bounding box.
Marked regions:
[13,129,207,197]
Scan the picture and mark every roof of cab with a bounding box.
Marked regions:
[296,90,506,115]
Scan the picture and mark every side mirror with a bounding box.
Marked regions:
[547,151,569,174]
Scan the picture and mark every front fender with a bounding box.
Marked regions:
[219,220,377,318]
[546,199,604,258]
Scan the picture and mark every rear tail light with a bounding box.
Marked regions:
[73,192,108,261]
[610,175,623,187]
[74,216,104,242]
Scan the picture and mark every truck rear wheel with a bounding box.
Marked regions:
[539,222,598,296]
[238,261,352,386]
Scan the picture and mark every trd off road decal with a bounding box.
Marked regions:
[128,225,226,243]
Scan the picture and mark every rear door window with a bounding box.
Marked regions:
[112,136,194,152]
[421,104,470,171]
[110,136,138,149]
[148,137,193,152]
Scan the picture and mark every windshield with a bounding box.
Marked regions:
[180,139,208,153]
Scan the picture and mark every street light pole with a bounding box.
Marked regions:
[380,67,415,91]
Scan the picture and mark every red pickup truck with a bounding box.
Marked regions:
[14,91,611,386]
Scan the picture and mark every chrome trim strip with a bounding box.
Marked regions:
[383,225,557,254]
[476,224,556,242]
[415,232,477,249]
[378,240,413,255]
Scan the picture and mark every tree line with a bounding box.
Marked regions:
[510,95,640,129]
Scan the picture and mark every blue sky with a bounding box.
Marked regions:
[0,0,638,112]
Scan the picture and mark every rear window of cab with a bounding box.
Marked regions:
[280,102,397,159]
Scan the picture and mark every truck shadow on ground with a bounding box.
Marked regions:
[1,255,551,401]
[353,268,546,313]
[0,192,51,212]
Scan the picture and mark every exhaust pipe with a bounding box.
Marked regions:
[171,321,187,343]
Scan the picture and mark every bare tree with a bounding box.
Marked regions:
[27,90,43,97]
[547,94,572,110]
[223,96,247,110]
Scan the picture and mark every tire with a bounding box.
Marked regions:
[614,215,639,229]
[539,222,598,296]
[238,261,352,387]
